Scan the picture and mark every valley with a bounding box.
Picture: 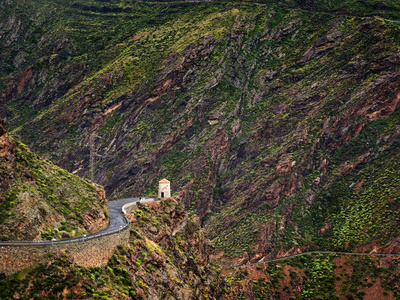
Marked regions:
[1,0,400,298]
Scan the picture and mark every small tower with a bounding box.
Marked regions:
[158,178,171,199]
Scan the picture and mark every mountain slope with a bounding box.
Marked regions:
[1,0,400,261]
[0,119,108,241]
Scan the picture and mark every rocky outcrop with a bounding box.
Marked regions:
[0,120,18,206]
[0,119,6,136]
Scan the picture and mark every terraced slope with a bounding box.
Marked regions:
[1,0,399,262]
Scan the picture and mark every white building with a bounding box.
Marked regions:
[158,178,171,199]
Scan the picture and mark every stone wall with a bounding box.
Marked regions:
[123,198,158,214]
[0,228,129,276]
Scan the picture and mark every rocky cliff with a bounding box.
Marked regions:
[1,0,399,266]
[0,119,108,241]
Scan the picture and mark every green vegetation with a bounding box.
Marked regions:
[283,124,400,252]
[212,205,274,258]
[0,135,106,240]
[223,254,400,299]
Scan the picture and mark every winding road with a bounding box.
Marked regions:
[1,197,399,269]
[0,197,154,246]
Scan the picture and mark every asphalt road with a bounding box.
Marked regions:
[0,197,153,246]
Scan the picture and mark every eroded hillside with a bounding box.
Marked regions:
[1,0,399,263]
[0,119,108,241]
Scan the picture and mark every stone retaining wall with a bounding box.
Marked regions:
[123,198,159,214]
[0,228,129,276]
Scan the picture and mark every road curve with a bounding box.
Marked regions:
[0,197,154,246]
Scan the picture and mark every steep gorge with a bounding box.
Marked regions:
[1,0,399,268]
